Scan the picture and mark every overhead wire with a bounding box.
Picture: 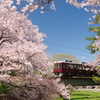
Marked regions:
[44,40,95,59]
[44,40,87,52]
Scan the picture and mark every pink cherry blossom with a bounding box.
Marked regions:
[0,1,70,100]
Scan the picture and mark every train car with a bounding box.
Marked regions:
[53,61,98,77]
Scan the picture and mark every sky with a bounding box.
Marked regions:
[28,0,97,62]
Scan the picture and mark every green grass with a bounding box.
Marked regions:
[55,90,100,100]
[70,90,100,100]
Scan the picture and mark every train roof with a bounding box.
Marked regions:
[54,61,83,65]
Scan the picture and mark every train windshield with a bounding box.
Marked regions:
[54,63,62,68]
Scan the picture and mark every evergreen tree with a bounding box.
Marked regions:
[86,15,100,54]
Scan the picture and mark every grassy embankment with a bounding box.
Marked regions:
[55,90,100,100]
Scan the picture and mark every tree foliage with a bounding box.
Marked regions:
[86,35,99,54]
[1,0,100,99]
[67,0,100,15]
[1,0,100,14]
[92,76,100,83]
[85,15,100,78]
[51,53,80,63]
[86,15,100,54]
[0,1,70,100]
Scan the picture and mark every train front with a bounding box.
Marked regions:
[53,62,63,76]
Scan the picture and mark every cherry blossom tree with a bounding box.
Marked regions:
[67,0,100,14]
[0,0,56,13]
[2,0,100,99]
[1,0,99,14]
[0,1,70,100]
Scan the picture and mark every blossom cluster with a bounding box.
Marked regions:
[0,1,70,100]
[0,0,56,13]
[66,0,100,14]
[1,0,100,14]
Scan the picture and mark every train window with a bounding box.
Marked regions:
[79,67,82,69]
[67,65,74,69]
[73,65,76,68]
[71,65,74,69]
[81,66,84,70]
[77,65,81,69]
[82,66,85,70]
[79,66,83,69]
[58,64,62,68]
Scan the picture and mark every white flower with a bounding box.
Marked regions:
[16,0,21,5]
[40,11,44,14]
[12,6,17,10]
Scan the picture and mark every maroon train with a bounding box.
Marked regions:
[53,61,98,77]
